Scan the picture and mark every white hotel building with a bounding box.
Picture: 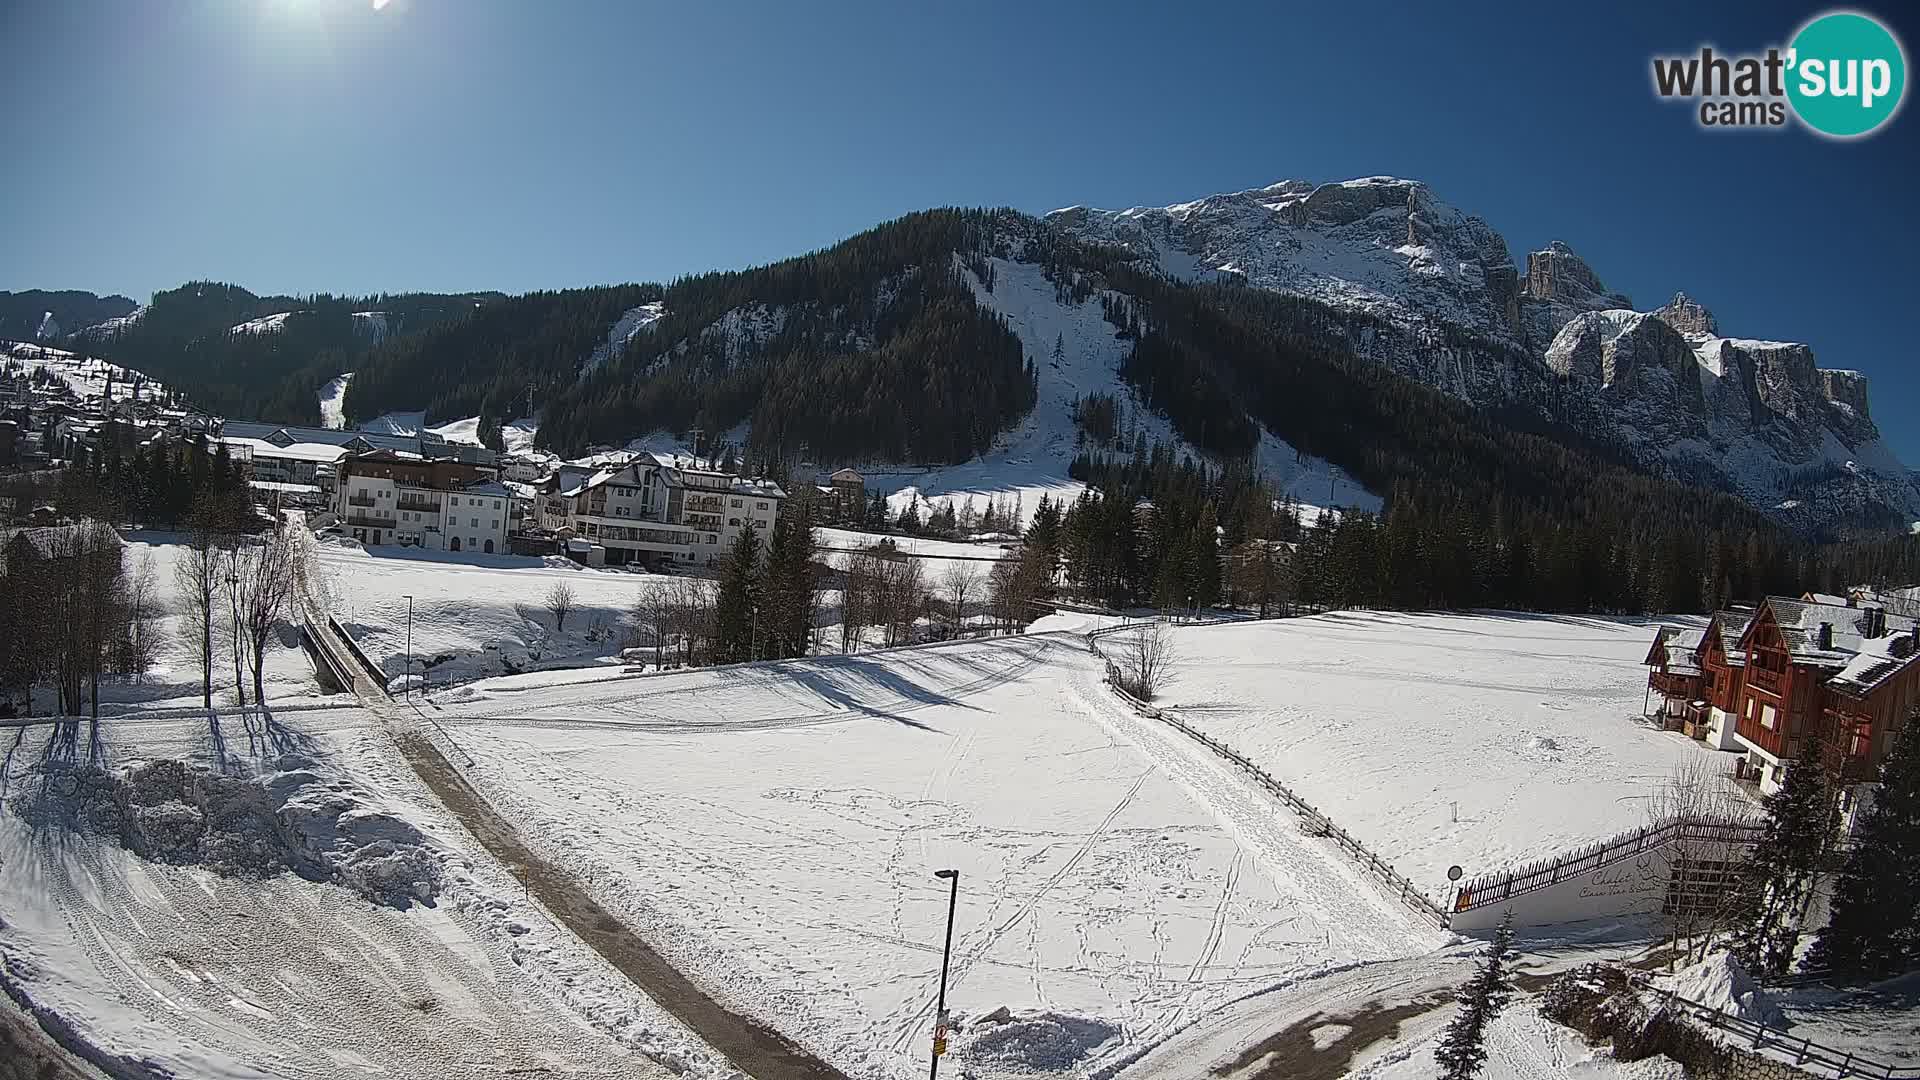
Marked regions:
[332,449,512,555]
[538,455,784,567]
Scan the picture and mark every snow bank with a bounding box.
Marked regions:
[1656,952,1785,1029]
[13,753,443,907]
[956,1009,1123,1073]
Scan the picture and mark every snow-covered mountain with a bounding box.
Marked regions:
[1051,176,1919,532]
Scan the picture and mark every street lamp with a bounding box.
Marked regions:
[930,868,960,1079]
[402,594,413,699]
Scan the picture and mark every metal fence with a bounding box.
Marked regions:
[1634,977,1919,1079]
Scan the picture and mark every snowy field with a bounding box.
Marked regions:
[425,632,1445,1078]
[1149,611,1738,898]
[0,536,725,1078]
[311,539,662,686]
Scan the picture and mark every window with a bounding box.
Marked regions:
[493,500,501,509]
[731,498,743,508]
[1760,704,1778,730]
[491,520,499,530]
[757,501,767,510]
[470,517,479,527]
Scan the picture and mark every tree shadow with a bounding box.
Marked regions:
[775,661,952,732]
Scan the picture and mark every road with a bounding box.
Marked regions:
[301,584,849,1080]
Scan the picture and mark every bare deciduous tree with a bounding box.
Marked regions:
[878,556,926,648]
[233,523,299,705]
[121,549,162,679]
[632,579,673,668]
[175,501,224,710]
[941,563,980,638]
[1648,758,1751,967]
[545,581,578,633]
[841,549,881,653]
[1117,621,1178,701]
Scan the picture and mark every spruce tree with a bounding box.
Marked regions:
[1731,739,1840,978]
[1434,912,1517,1080]
[1808,708,1920,977]
[712,525,761,663]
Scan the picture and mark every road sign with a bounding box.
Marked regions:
[1447,865,1464,882]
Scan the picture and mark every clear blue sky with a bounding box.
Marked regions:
[3,1,1915,456]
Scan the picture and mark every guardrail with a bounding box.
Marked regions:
[1634,976,1919,1079]
[1452,817,1765,914]
[1086,630,1449,929]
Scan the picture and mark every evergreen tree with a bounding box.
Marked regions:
[1808,708,1920,976]
[1732,740,1841,978]
[713,525,762,663]
[1435,912,1517,1080]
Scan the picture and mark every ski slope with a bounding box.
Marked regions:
[426,632,1443,1079]
[1151,611,1743,899]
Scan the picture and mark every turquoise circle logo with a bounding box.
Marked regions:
[1787,11,1907,137]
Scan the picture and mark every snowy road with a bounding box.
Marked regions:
[431,632,1444,1078]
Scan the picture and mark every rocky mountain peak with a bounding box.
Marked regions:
[1651,291,1720,337]
[1522,241,1628,308]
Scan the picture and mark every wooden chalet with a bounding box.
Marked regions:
[1643,626,1706,730]
[1730,597,1920,819]
[1641,610,1750,750]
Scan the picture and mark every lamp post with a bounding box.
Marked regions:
[403,594,413,699]
[930,868,959,1079]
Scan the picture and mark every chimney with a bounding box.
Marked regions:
[1817,622,1834,650]
[1866,607,1887,639]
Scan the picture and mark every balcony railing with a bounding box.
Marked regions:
[347,495,377,508]
[343,514,394,529]
[1748,665,1784,694]
[397,498,441,513]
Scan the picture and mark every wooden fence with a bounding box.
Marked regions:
[1086,631,1450,928]
[1452,817,1765,914]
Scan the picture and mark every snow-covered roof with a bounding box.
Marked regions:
[1827,631,1919,696]
[221,436,349,464]
[1759,596,1917,666]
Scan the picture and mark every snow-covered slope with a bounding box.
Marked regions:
[318,371,353,429]
[229,310,297,335]
[3,340,165,401]
[582,301,667,378]
[1051,176,1919,532]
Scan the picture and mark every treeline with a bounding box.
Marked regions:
[342,285,662,436]
[538,209,1037,462]
[76,282,496,422]
[9,433,257,529]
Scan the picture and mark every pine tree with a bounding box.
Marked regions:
[1435,912,1517,1080]
[1808,708,1920,977]
[713,525,762,663]
[1731,739,1841,978]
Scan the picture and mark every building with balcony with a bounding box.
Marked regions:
[332,449,509,554]
[1643,597,1920,829]
[536,454,784,567]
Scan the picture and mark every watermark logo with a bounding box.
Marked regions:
[1651,10,1907,137]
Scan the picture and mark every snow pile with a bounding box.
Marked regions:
[957,1009,1123,1073]
[1656,952,1785,1030]
[15,753,443,907]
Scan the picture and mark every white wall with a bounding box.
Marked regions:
[1449,832,1755,932]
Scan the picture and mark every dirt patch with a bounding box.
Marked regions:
[393,729,848,1080]
[0,997,105,1080]
[1212,992,1453,1079]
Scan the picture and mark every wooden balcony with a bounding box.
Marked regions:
[1747,665,1784,694]
[1649,672,1701,697]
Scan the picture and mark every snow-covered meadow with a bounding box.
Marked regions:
[427,631,1444,1078]
[1148,611,1741,897]
[310,538,662,687]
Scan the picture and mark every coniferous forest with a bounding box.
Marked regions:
[26,208,1920,618]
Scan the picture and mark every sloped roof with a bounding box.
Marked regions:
[1758,596,1918,666]
[2,523,125,562]
[1709,609,1749,666]
[1828,631,1920,697]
